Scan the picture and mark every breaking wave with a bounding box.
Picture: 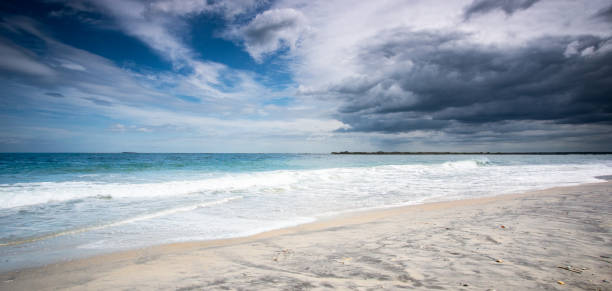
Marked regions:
[0,158,608,209]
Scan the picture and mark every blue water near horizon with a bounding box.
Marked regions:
[1,153,612,271]
[4,152,611,182]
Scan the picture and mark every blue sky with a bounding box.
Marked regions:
[0,0,611,152]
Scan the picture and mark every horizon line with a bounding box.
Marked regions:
[1,151,612,155]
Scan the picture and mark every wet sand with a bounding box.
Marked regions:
[1,181,611,290]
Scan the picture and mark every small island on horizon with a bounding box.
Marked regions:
[332,151,612,155]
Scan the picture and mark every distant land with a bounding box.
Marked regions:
[331,151,612,155]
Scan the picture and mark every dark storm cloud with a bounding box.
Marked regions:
[331,29,612,133]
[593,4,612,23]
[337,113,450,133]
[368,120,612,152]
[463,0,540,20]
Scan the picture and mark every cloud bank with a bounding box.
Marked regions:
[332,30,612,133]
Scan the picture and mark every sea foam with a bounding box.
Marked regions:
[0,158,608,209]
[1,154,611,272]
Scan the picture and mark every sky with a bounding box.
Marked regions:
[0,0,611,153]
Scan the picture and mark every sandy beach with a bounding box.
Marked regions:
[1,181,611,290]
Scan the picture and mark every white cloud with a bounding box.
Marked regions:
[76,0,293,105]
[87,0,192,66]
[136,127,152,132]
[564,40,580,57]
[110,123,126,132]
[60,62,86,71]
[229,8,308,62]
[150,0,262,19]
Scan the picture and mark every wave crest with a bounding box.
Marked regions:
[441,158,492,169]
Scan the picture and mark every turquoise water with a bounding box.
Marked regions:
[1,153,611,271]
[3,153,610,183]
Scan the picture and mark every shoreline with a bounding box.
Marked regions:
[1,179,606,271]
[1,178,602,272]
[2,180,611,290]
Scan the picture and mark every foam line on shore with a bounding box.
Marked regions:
[0,196,242,247]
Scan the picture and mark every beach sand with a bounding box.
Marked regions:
[1,181,611,290]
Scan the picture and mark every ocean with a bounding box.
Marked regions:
[1,153,611,271]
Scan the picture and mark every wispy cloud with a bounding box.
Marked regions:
[0,12,345,152]
[0,40,55,77]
